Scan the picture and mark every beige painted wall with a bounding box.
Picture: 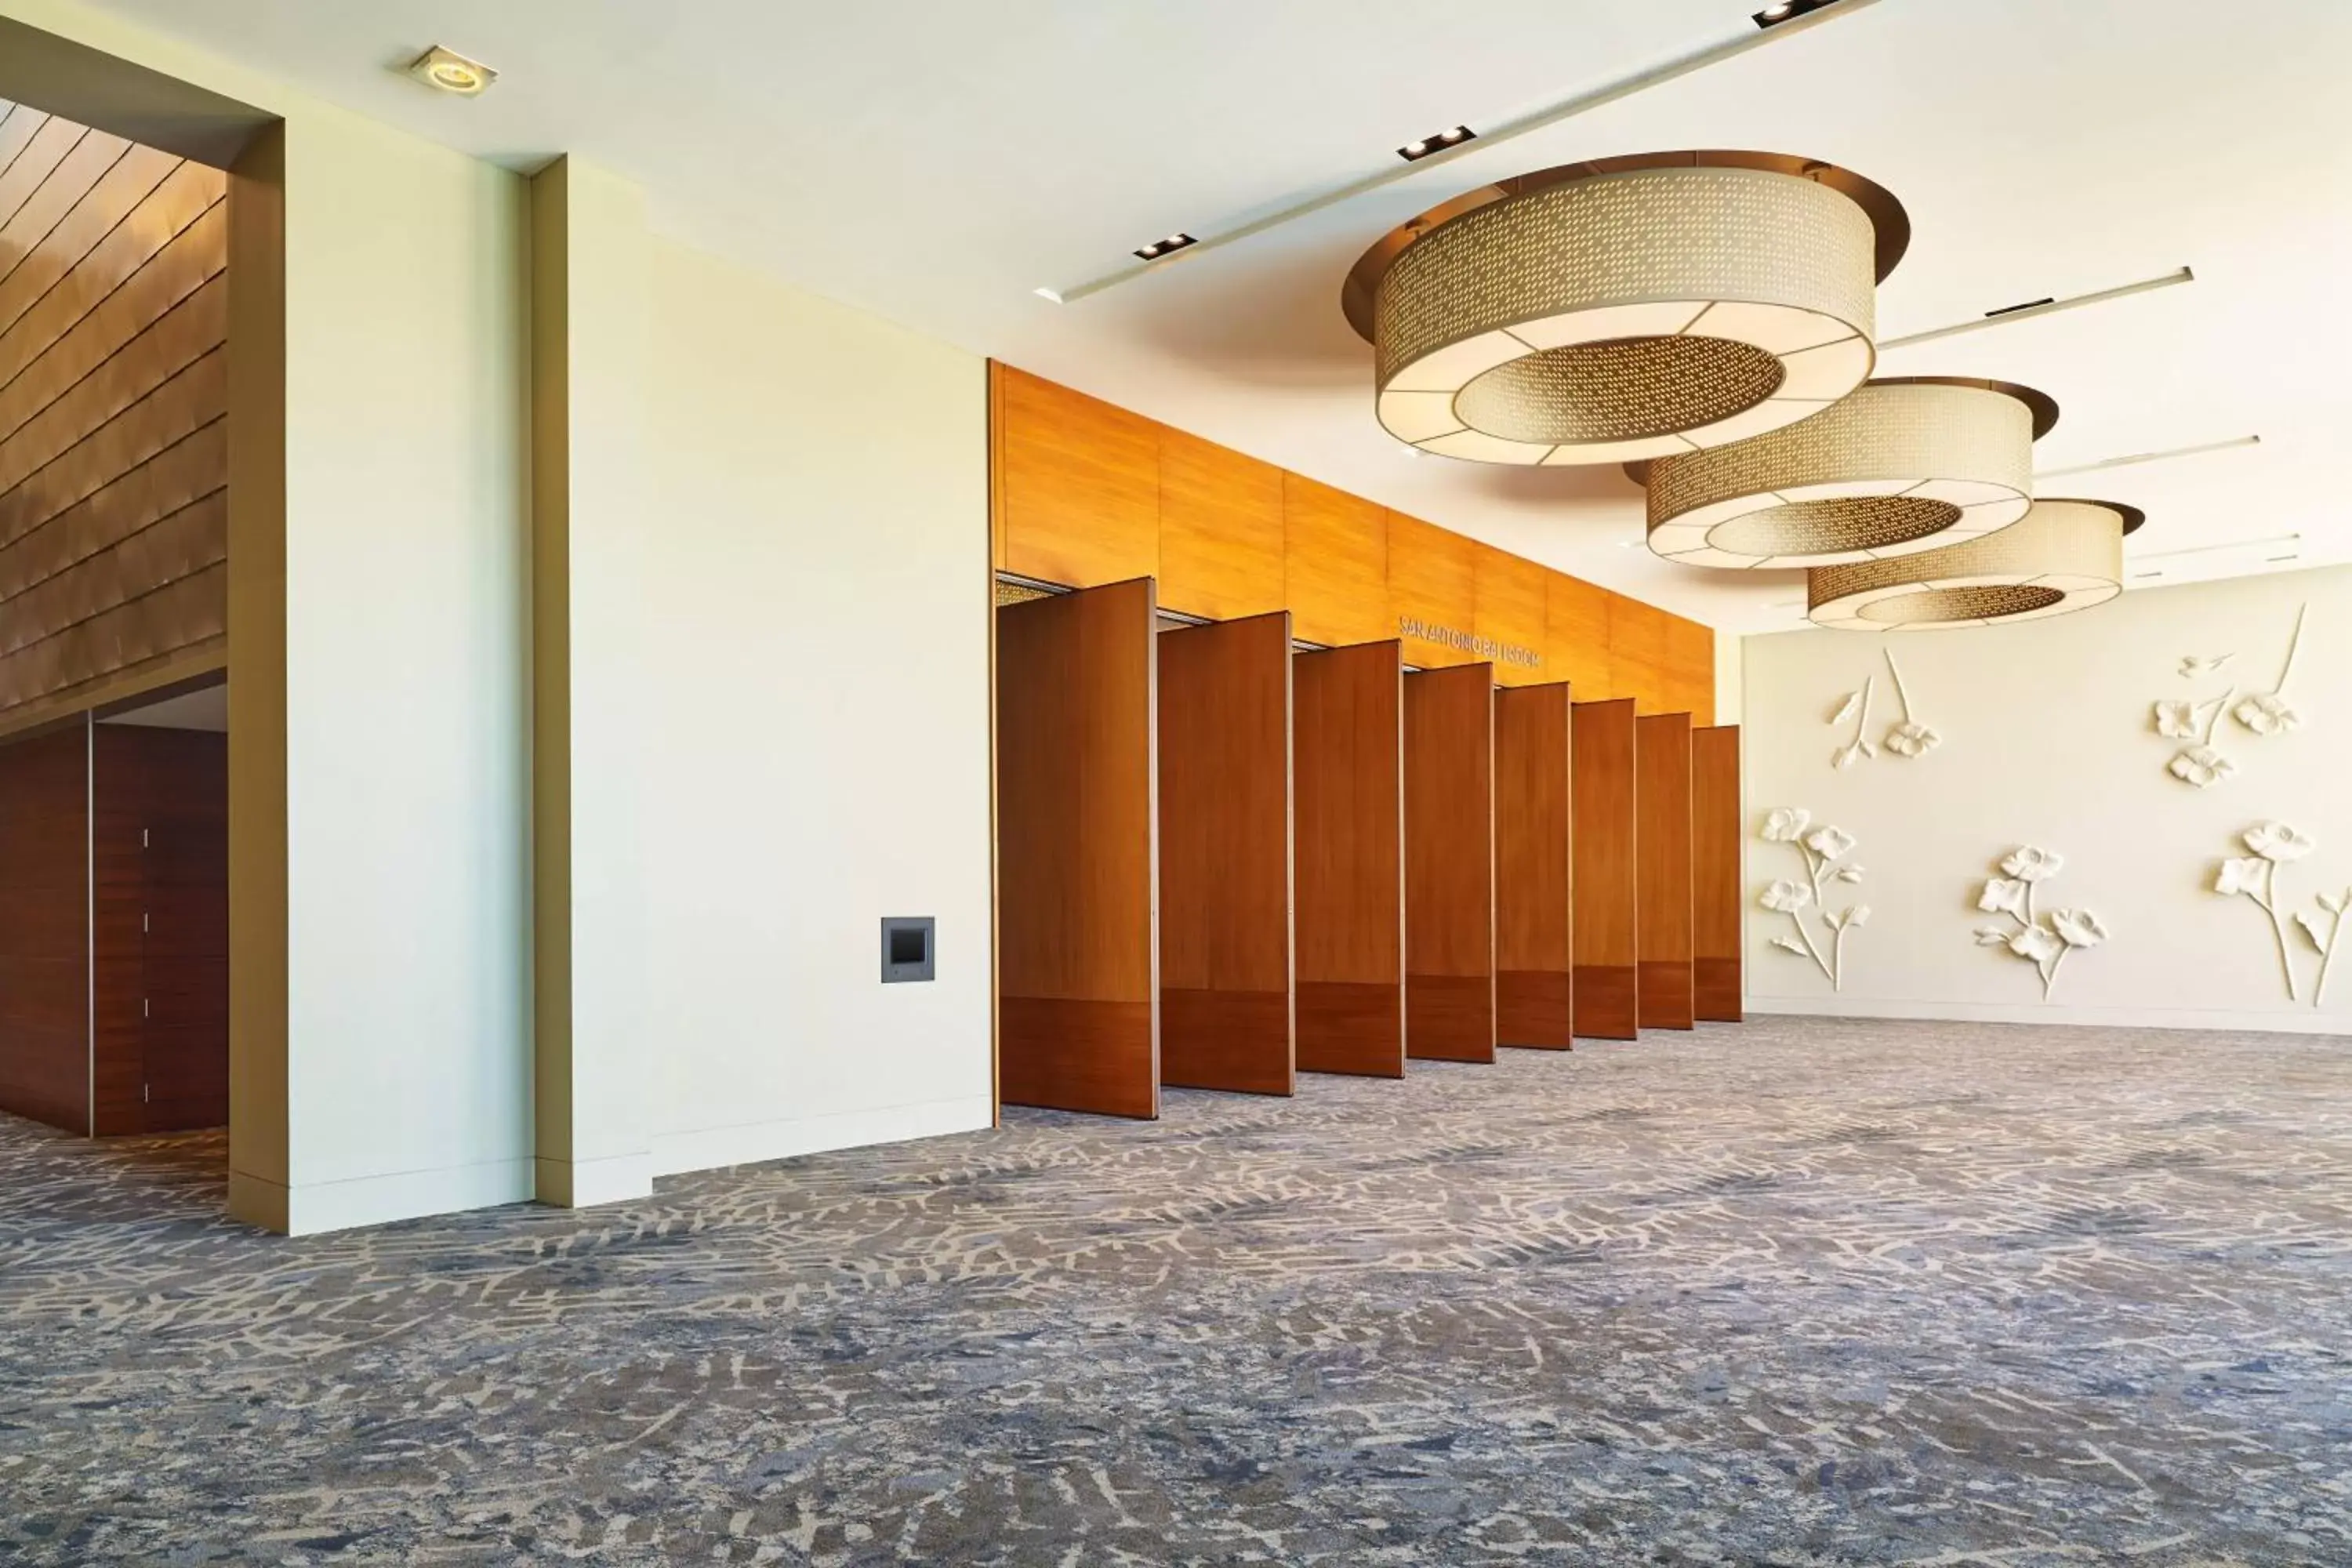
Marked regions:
[0,0,535,1232]
[1741,565,2352,1031]
[638,236,994,1173]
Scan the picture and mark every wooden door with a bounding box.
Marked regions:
[1158,612,1294,1094]
[1571,698,1639,1040]
[1291,641,1405,1076]
[1693,725,1744,1023]
[1403,663,1495,1062]
[996,579,1160,1116]
[1494,682,1573,1048]
[1635,712,1696,1030]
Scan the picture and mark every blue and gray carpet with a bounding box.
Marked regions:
[2,1016,2349,1564]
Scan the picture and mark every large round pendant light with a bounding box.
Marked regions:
[1639,376,2058,570]
[1806,498,2144,630]
[1341,151,1908,466]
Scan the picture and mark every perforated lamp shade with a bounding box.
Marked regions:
[1806,498,2143,630]
[1641,377,2055,570]
[1349,154,1901,466]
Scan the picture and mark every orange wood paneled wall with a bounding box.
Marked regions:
[1692,725,1744,1023]
[1291,641,1406,1078]
[1158,612,1294,1095]
[0,724,90,1132]
[990,364,1712,717]
[1571,699,1639,1041]
[995,579,1160,1118]
[1402,663,1495,1062]
[1635,712,1696,1032]
[1494,682,1573,1050]
[0,101,230,736]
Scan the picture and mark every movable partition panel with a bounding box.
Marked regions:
[1403,663,1496,1062]
[1693,724,1744,1022]
[1158,612,1295,1094]
[1571,699,1639,1040]
[1494,683,1573,1049]
[996,579,1160,1117]
[1292,641,1406,1076]
[1635,712,1696,1030]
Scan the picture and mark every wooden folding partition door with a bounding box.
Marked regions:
[996,578,1160,1117]
[1635,712,1696,1030]
[1494,682,1573,1049]
[1692,724,1744,1022]
[1570,698,1639,1040]
[1291,641,1406,1077]
[1403,663,1495,1062]
[1158,612,1294,1094]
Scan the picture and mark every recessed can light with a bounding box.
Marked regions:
[407,45,498,96]
[1753,0,1837,27]
[1398,126,1477,163]
[1133,233,1199,263]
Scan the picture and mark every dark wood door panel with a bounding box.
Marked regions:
[1292,641,1405,1078]
[1403,663,1494,1062]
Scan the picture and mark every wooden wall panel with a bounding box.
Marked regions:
[994,366,1158,587]
[996,579,1159,1117]
[1283,475,1388,648]
[1572,698,1639,1040]
[0,724,89,1133]
[1403,663,1494,1062]
[1292,641,1404,1077]
[1693,724,1744,1023]
[1159,429,1285,621]
[92,721,228,1134]
[0,102,227,738]
[1494,682,1573,1049]
[1635,712,1696,1031]
[988,363,1715,721]
[1158,612,1293,1095]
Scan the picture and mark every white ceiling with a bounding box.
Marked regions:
[79,0,2352,630]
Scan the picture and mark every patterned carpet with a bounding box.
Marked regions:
[2,1016,2350,1566]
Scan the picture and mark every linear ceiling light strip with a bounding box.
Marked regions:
[2035,434,2259,480]
[1877,267,2194,351]
[1046,0,1886,305]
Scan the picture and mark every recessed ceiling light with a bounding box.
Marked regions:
[1753,0,1838,27]
[406,45,497,96]
[1132,233,1198,263]
[1397,126,1477,163]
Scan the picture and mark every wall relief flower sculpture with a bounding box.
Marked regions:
[2153,603,2313,787]
[1881,649,1940,759]
[2179,653,2235,680]
[1826,650,1940,768]
[1972,845,2107,1000]
[2232,603,2307,738]
[1760,808,1867,991]
[2155,690,2237,789]
[2213,821,2343,1005]
[1826,678,1877,770]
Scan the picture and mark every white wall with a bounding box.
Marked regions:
[637,237,994,1174]
[1739,565,2352,1032]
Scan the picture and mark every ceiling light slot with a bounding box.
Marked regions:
[1984,296,2055,318]
[1132,232,1198,263]
[405,45,497,96]
[1880,267,2194,350]
[1398,126,1477,162]
[1754,0,1841,28]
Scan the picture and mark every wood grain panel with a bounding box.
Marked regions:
[1668,618,1717,727]
[0,110,226,733]
[1388,511,1478,670]
[996,578,1159,1117]
[0,723,88,1133]
[1282,474,1388,648]
[994,365,1158,587]
[1572,698,1639,1040]
[1494,682,1572,1050]
[1403,662,1494,1062]
[1158,428,1284,621]
[1474,546,1552,688]
[1547,575,1613,699]
[1693,724,1744,1023]
[1635,712,1696,1031]
[1292,641,1404,1077]
[92,721,227,1134]
[1157,612,1293,1095]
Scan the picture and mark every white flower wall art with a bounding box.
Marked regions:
[1827,678,1877,770]
[1972,846,2108,1001]
[2233,603,2308,738]
[2212,822,2345,1006]
[2153,602,2313,788]
[2155,691,2237,789]
[1882,650,1941,759]
[1824,650,1940,768]
[1759,808,1868,991]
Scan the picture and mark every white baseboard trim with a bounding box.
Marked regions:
[535,1151,655,1210]
[230,1155,539,1237]
[1745,996,2352,1036]
[652,1094,994,1181]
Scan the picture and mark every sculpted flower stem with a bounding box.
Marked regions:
[2316,906,2344,1008]
[1846,675,1875,754]
[2202,688,2235,747]
[1885,650,1915,723]
[1786,841,1835,985]
[2274,604,2307,700]
[2042,946,2067,1002]
[2248,862,2301,1004]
